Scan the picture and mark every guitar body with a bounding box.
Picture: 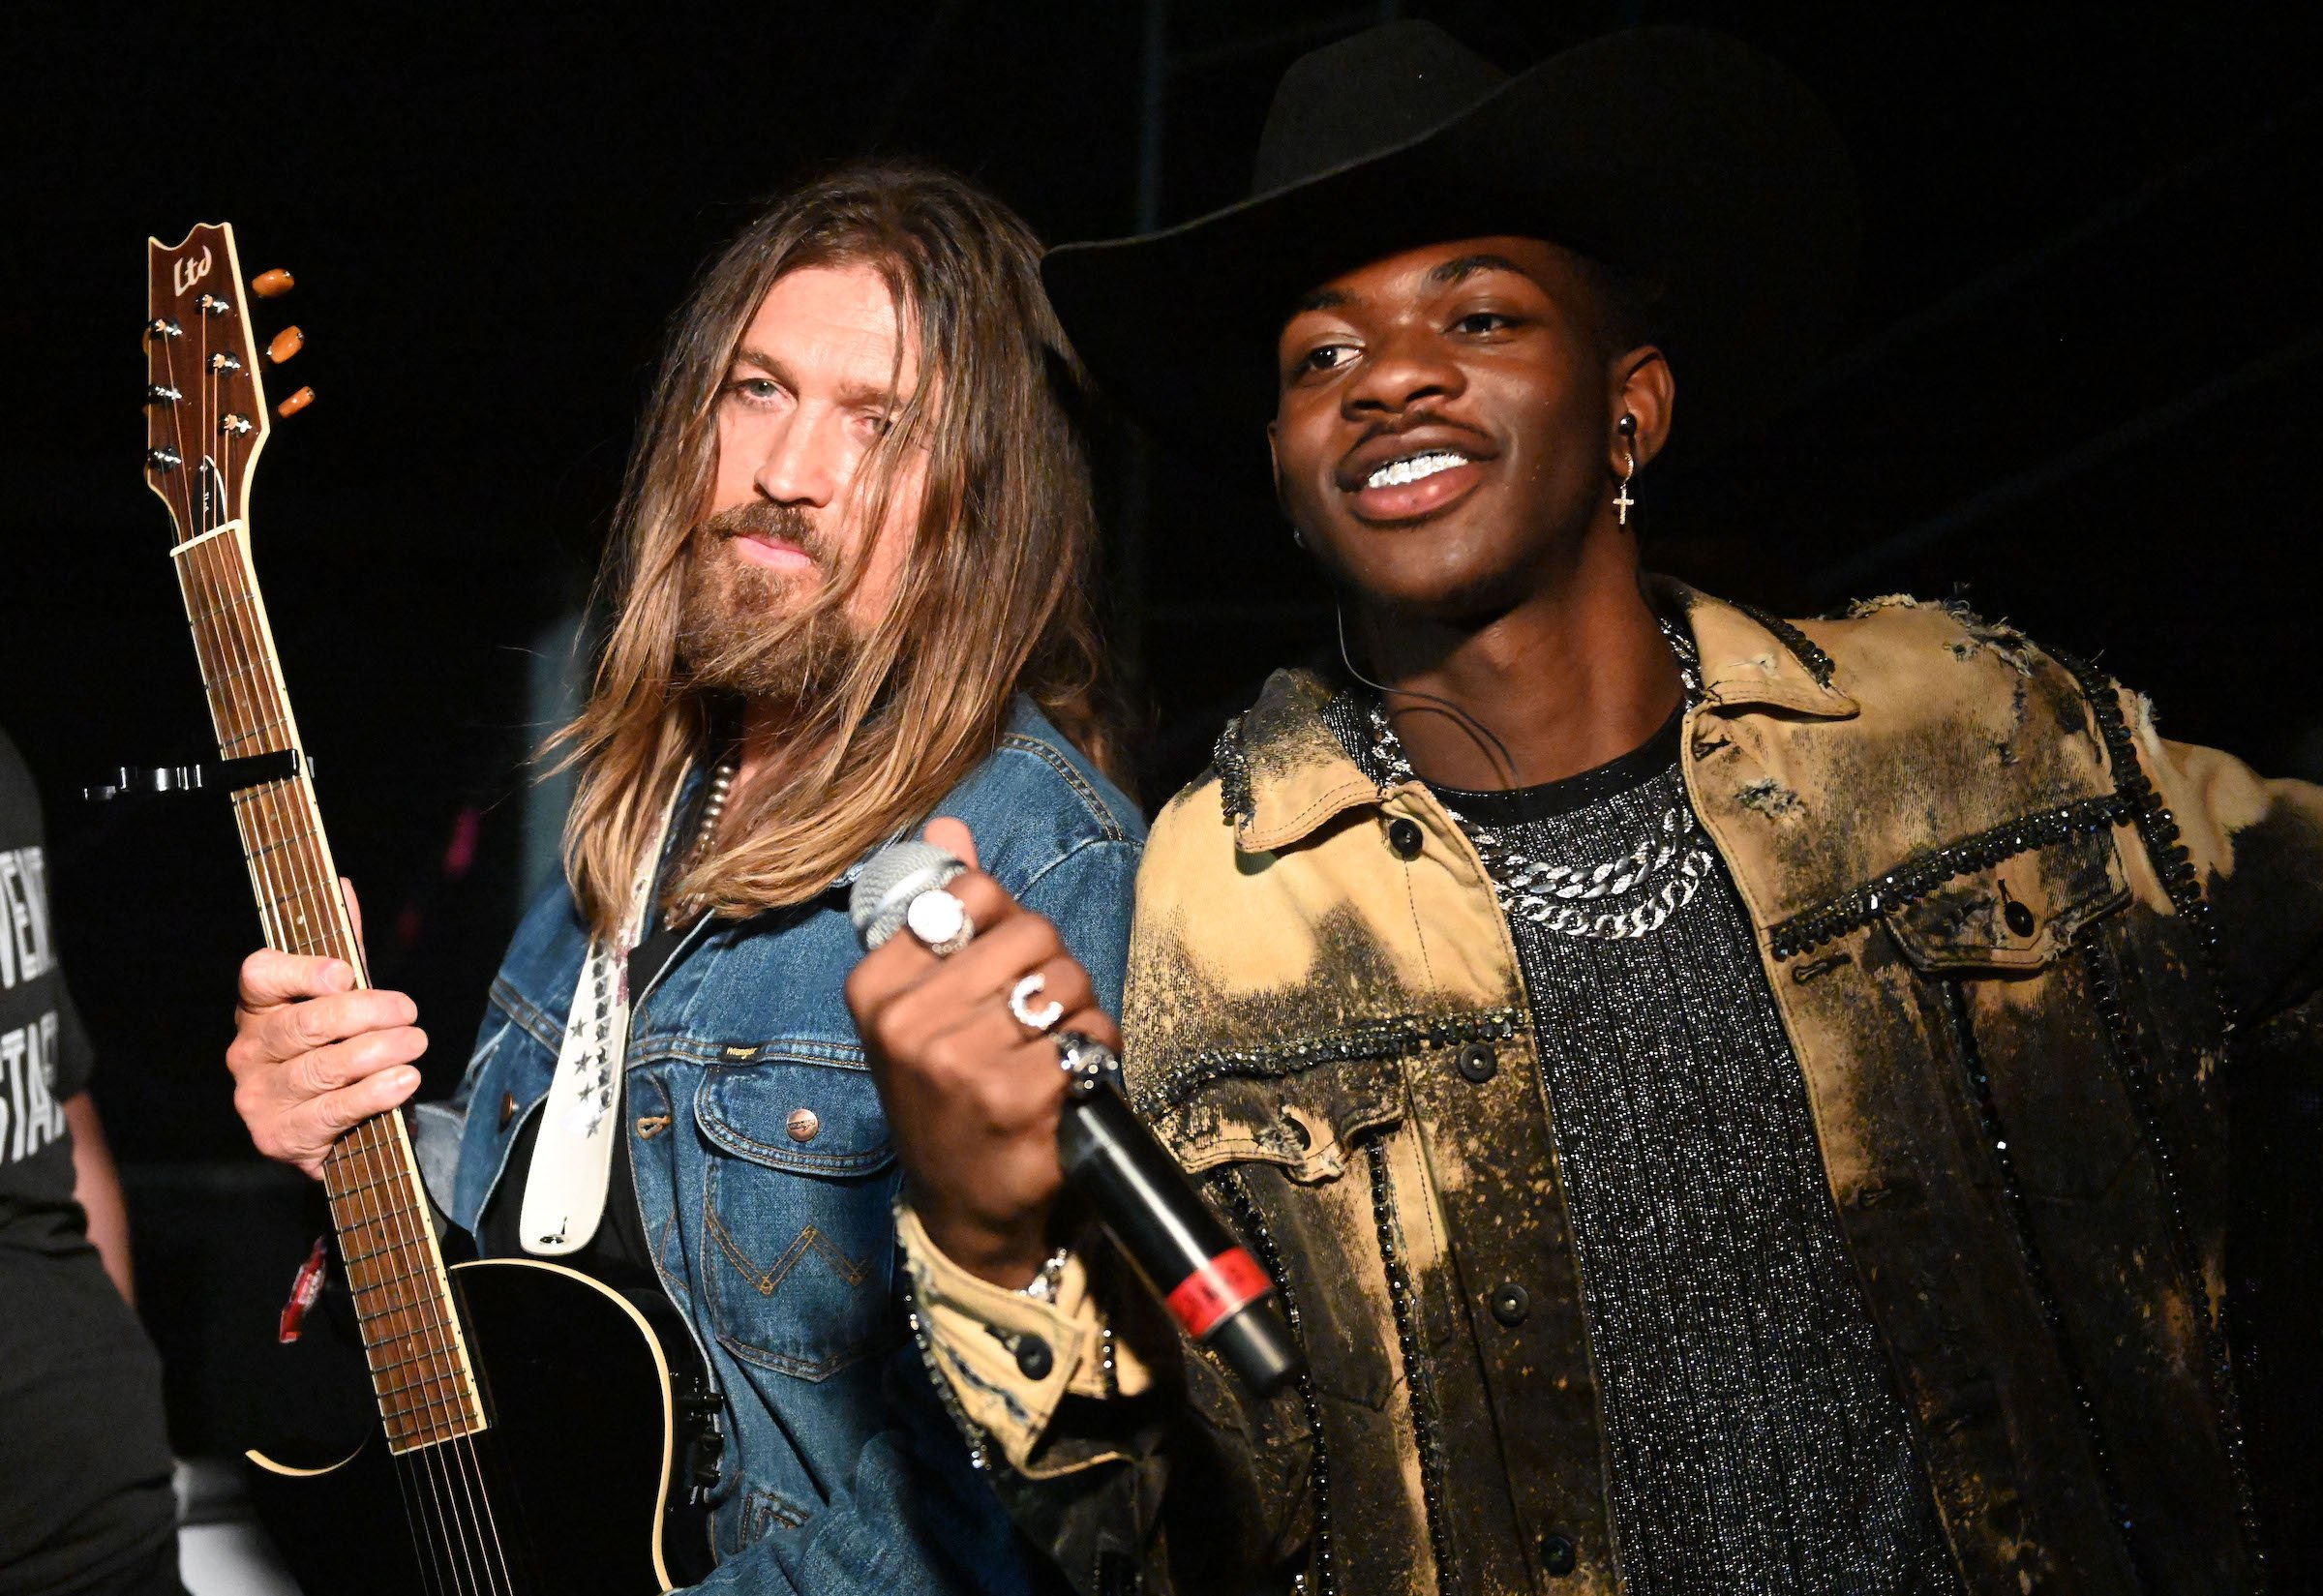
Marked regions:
[249,1258,716,1594]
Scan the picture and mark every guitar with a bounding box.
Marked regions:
[142,223,716,1593]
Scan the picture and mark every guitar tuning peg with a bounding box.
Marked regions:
[253,268,295,298]
[267,326,304,364]
[276,386,316,418]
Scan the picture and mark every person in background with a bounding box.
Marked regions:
[1,725,184,1596]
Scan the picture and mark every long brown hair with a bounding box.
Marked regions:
[552,162,1125,935]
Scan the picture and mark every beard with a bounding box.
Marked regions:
[676,501,861,715]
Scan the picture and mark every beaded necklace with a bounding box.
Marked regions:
[666,759,738,928]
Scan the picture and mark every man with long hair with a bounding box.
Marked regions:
[223,162,1141,1591]
[850,23,2322,1595]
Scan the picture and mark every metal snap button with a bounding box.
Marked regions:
[785,1108,821,1143]
[1013,1336,1054,1380]
[1456,1042,1498,1084]
[1539,1530,1578,1577]
[1490,1282,1529,1327]
[498,1090,519,1129]
[1386,817,1425,859]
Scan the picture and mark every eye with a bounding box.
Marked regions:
[722,376,785,407]
[1452,310,1520,336]
[1295,342,1358,376]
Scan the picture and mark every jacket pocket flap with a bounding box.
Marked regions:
[1157,1055,1405,1180]
[695,1060,896,1177]
[1882,828,2129,974]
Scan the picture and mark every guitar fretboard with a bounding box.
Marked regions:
[172,522,484,1454]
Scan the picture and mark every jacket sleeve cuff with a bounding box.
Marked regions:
[895,1204,1153,1475]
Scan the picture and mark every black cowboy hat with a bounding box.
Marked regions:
[1042,21,1856,446]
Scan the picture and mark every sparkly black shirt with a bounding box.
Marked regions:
[1333,693,1961,1595]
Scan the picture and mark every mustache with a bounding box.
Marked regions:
[1345,407,1491,455]
[700,501,831,564]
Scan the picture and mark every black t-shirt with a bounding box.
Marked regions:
[0,729,179,1590]
[0,735,96,1242]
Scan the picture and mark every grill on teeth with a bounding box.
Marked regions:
[1366,450,1467,490]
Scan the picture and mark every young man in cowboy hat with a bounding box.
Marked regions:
[849,22,2321,1595]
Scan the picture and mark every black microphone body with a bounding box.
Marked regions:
[849,842,1304,1394]
[1052,1042,1303,1393]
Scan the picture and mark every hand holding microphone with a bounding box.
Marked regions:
[845,823,1301,1395]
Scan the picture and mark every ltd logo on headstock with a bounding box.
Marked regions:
[144,223,309,544]
[172,245,214,298]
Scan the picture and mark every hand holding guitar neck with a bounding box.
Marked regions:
[227,879,427,1179]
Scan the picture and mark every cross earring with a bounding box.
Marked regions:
[1614,413,1639,527]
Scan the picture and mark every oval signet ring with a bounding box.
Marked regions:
[1009,972,1066,1036]
[904,887,974,956]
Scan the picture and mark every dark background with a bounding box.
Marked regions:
[4,0,2318,1551]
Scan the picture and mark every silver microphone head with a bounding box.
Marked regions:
[848,839,967,950]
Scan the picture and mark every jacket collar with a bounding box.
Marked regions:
[1223,579,1857,852]
[1654,577,1859,720]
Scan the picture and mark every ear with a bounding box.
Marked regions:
[1266,418,1289,512]
[1610,346,1675,473]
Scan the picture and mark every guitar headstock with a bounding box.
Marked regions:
[144,223,303,544]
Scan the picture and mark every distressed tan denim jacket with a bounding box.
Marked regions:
[902,583,2323,1595]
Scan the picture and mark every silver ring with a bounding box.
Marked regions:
[904,887,973,956]
[1051,1029,1117,1085]
[1008,972,1065,1036]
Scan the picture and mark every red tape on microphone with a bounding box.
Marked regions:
[1164,1246,1272,1339]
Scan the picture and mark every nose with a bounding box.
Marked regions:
[752,405,844,509]
[1343,323,1463,418]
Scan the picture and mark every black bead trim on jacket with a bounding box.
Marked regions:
[1365,1138,1452,1590]
[906,1300,995,1473]
[1765,795,2137,960]
[2043,650,2239,1038]
[1217,1167,1337,1596]
[1935,979,2152,1589]
[2047,649,2267,1583]
[1728,600,1838,687]
[1215,716,1255,828]
[1141,1009,1525,1113]
[2078,930,2265,1583]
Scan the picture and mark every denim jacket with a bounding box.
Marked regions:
[417,699,1145,1593]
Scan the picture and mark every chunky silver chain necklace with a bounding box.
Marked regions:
[1369,618,1714,941]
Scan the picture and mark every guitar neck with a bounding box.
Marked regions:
[172,521,486,1455]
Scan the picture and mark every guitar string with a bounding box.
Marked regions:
[193,541,479,1590]
[267,786,493,1589]
[165,272,455,1586]
[181,376,488,1587]
[219,530,512,1589]
[176,524,480,1586]
[183,482,482,1579]
[183,257,511,1588]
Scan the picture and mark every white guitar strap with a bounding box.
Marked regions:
[519,785,680,1256]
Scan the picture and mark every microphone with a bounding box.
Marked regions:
[849,842,1303,1395]
[849,839,968,951]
